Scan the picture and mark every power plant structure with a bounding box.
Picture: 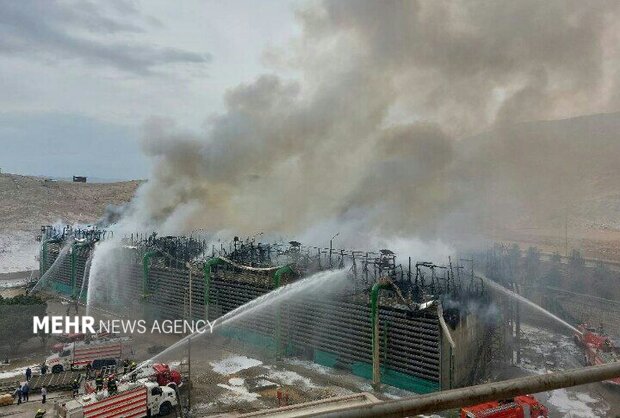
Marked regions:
[36,226,506,394]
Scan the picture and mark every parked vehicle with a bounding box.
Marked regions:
[56,381,177,417]
[574,323,620,386]
[120,363,182,387]
[46,340,126,373]
[461,395,548,418]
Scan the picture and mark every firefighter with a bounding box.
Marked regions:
[123,359,129,374]
[35,409,46,418]
[71,379,79,397]
[129,361,137,372]
[13,386,22,405]
[22,382,30,402]
[107,375,117,395]
[276,386,283,407]
[95,373,104,392]
[130,371,137,383]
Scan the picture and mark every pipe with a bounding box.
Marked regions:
[217,255,280,272]
[203,257,225,321]
[314,362,620,418]
[142,250,158,299]
[39,241,46,276]
[370,278,391,389]
[272,265,295,358]
[273,264,295,288]
[436,303,456,389]
[71,241,90,299]
[40,238,60,277]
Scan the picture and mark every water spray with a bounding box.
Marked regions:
[476,272,581,335]
[78,250,94,302]
[145,268,348,366]
[30,242,72,294]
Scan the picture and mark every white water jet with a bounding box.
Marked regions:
[86,239,119,316]
[78,250,94,302]
[149,268,348,364]
[477,272,581,335]
[30,243,72,294]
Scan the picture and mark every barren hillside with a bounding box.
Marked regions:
[458,112,620,260]
[0,173,140,230]
[0,173,140,272]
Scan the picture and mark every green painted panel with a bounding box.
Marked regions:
[351,362,439,394]
[218,326,277,353]
[313,349,339,368]
[52,282,73,296]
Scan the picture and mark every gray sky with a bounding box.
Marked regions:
[0,0,301,180]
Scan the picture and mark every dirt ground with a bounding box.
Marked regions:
[0,173,140,232]
[0,173,140,274]
[171,334,421,417]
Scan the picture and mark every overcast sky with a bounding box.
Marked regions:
[0,0,301,180]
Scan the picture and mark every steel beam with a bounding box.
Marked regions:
[314,362,620,418]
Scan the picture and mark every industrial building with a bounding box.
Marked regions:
[37,226,501,394]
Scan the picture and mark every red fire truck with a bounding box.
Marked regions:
[46,339,127,373]
[121,363,182,387]
[574,323,620,386]
[56,380,177,417]
[461,395,548,418]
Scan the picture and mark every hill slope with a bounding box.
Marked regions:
[456,112,620,258]
[0,173,140,272]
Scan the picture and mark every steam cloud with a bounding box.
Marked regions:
[120,1,620,250]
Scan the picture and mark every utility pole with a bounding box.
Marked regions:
[513,283,521,364]
[186,262,193,322]
[564,206,569,257]
[329,232,340,268]
[187,335,192,411]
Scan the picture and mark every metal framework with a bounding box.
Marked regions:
[38,228,497,392]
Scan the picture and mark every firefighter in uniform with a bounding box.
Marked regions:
[129,361,137,372]
[35,409,46,418]
[123,359,130,374]
[95,373,104,392]
[276,387,283,407]
[107,374,117,395]
[71,379,79,397]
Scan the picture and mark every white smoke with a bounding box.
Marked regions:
[117,0,620,254]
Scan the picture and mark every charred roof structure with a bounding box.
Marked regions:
[37,228,503,393]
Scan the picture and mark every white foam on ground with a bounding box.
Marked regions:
[285,358,334,375]
[210,356,263,375]
[0,364,38,380]
[264,366,318,389]
[0,278,29,289]
[228,377,244,386]
[547,389,608,417]
[216,383,261,404]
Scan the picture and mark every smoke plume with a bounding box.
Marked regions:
[120,0,620,250]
